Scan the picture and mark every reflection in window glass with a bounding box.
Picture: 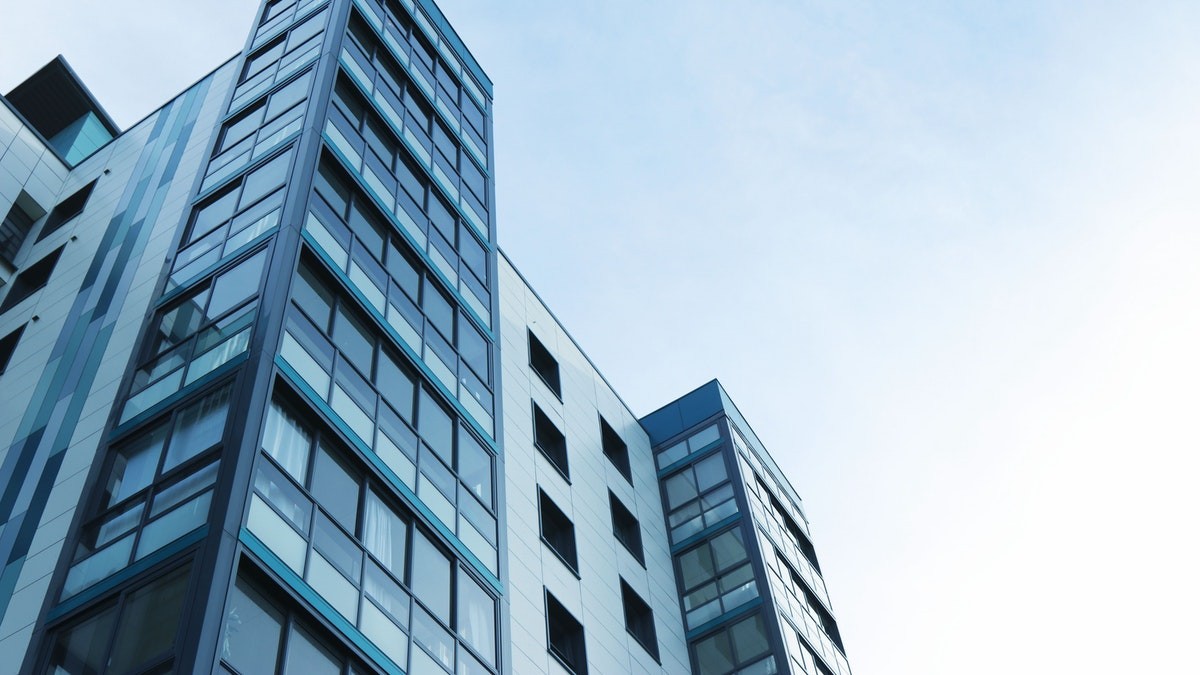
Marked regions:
[311,445,360,532]
[412,530,450,622]
[285,626,341,675]
[107,565,190,672]
[457,567,496,664]
[104,425,168,507]
[222,578,283,673]
[45,605,117,675]
[363,489,407,579]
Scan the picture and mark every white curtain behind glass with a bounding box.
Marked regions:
[262,402,311,481]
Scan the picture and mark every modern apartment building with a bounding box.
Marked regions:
[0,1,852,674]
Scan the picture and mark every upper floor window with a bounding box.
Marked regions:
[38,180,96,242]
[600,416,631,482]
[532,404,568,479]
[528,331,560,398]
[0,245,64,312]
[620,579,659,661]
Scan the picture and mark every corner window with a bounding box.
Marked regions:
[0,245,65,312]
[533,404,568,479]
[46,564,192,675]
[600,416,631,483]
[545,591,587,674]
[609,492,644,565]
[65,385,230,598]
[620,579,659,661]
[693,613,774,675]
[538,489,577,573]
[528,330,560,397]
[676,527,758,629]
[38,180,96,242]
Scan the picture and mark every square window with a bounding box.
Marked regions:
[600,416,631,483]
[545,591,587,674]
[620,579,659,661]
[0,324,25,375]
[532,404,568,479]
[1,245,65,312]
[538,489,577,573]
[609,492,644,565]
[38,180,96,242]
[528,330,561,397]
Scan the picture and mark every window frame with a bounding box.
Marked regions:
[609,491,644,566]
[537,488,578,575]
[527,330,561,399]
[619,579,660,662]
[544,589,587,675]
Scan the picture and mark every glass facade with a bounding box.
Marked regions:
[3,2,853,674]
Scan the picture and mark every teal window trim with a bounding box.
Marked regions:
[684,598,764,642]
[656,438,725,478]
[349,0,490,176]
[252,0,333,53]
[157,227,279,308]
[192,142,297,213]
[333,56,491,247]
[669,513,743,555]
[316,138,495,342]
[299,231,496,444]
[239,528,406,675]
[46,526,207,623]
[275,355,503,594]
[109,356,247,440]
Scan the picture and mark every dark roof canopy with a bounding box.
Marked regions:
[5,56,120,142]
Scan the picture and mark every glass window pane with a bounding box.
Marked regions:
[284,626,341,675]
[711,529,748,570]
[46,605,118,675]
[456,568,495,664]
[334,304,374,376]
[208,251,266,319]
[311,445,360,532]
[418,389,453,464]
[665,471,698,509]
[104,425,168,507]
[412,529,450,622]
[695,630,735,675]
[457,427,491,506]
[376,350,415,420]
[294,263,334,329]
[730,614,771,662]
[694,453,727,493]
[262,401,312,482]
[363,489,407,580]
[189,189,238,243]
[107,565,191,673]
[164,386,231,470]
[422,284,453,338]
[240,149,292,208]
[679,545,715,590]
[457,319,487,377]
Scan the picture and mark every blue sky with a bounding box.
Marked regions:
[4,1,1198,672]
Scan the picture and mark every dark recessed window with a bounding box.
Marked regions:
[38,180,96,241]
[528,330,561,397]
[533,404,568,479]
[600,416,631,483]
[609,492,644,565]
[0,325,24,375]
[620,579,659,661]
[1,245,65,312]
[538,489,577,573]
[545,590,587,674]
[0,191,44,265]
